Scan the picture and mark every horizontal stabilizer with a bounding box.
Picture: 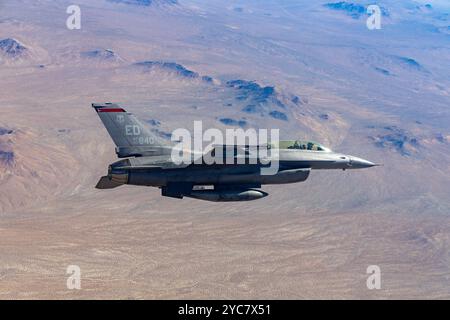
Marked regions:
[95,176,123,189]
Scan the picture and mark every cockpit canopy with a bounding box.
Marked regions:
[271,140,331,152]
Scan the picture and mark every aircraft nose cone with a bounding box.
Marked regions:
[349,156,376,169]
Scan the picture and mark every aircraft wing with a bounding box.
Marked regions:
[118,155,191,170]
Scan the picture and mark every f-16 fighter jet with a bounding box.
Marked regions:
[93,103,377,202]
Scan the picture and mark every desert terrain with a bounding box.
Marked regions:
[0,0,449,299]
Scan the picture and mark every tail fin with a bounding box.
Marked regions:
[92,103,172,158]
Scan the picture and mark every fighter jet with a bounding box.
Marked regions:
[92,103,377,202]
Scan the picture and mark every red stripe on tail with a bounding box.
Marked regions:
[98,108,125,113]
